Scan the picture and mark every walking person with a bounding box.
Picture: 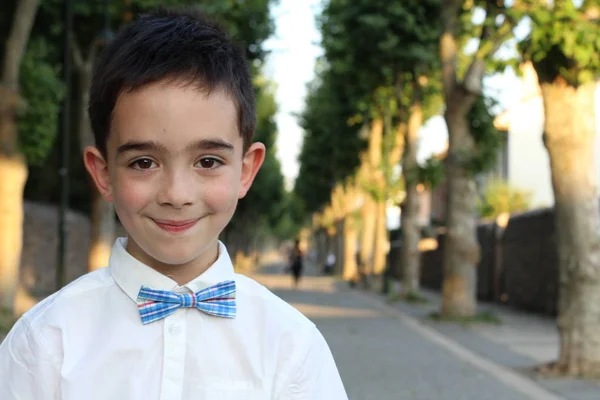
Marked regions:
[290,239,304,289]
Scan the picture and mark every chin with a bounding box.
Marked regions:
[149,239,215,266]
[148,246,197,266]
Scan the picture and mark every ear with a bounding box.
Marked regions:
[83,146,114,202]
[238,142,266,199]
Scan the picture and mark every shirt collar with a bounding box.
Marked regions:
[109,237,235,303]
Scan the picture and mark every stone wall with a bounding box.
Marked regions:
[20,202,128,299]
[501,208,558,315]
[20,201,91,298]
[389,207,560,316]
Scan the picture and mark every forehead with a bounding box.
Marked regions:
[109,81,240,152]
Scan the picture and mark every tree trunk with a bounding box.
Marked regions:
[372,200,388,275]
[74,44,115,272]
[542,81,600,377]
[0,153,28,311]
[359,195,376,275]
[88,188,115,270]
[441,98,480,317]
[368,119,383,169]
[342,216,358,281]
[0,0,40,312]
[374,107,395,284]
[358,119,383,283]
[312,228,324,271]
[333,219,344,275]
[439,0,482,317]
[400,103,423,293]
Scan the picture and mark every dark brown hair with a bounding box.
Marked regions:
[88,8,256,157]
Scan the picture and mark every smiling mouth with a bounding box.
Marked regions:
[153,219,200,233]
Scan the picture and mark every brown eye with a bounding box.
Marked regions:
[196,158,222,170]
[131,159,156,170]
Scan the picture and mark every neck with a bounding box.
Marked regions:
[126,239,220,286]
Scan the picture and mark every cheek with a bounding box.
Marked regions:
[203,178,239,212]
[113,176,154,213]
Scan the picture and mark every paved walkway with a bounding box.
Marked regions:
[251,263,599,400]
[380,283,600,400]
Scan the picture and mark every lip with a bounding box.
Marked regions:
[153,218,199,233]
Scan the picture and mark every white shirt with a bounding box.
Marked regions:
[0,238,348,400]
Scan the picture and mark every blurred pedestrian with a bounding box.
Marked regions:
[290,239,304,289]
[324,251,336,275]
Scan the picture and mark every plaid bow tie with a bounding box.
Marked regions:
[137,280,236,324]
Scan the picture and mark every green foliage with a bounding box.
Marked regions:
[320,0,441,116]
[520,1,600,85]
[477,180,532,219]
[388,290,429,304]
[295,0,443,216]
[412,156,444,189]
[32,0,276,67]
[18,38,65,166]
[271,192,305,241]
[466,95,503,175]
[294,69,366,215]
[454,1,522,77]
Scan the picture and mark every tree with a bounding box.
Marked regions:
[0,0,41,312]
[70,2,121,272]
[295,66,365,216]
[294,61,367,276]
[439,0,517,317]
[520,0,600,377]
[318,0,442,292]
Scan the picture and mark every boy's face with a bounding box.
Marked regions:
[84,81,264,272]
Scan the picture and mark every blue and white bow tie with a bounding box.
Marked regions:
[137,280,236,324]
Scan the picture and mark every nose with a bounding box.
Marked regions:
[157,168,195,209]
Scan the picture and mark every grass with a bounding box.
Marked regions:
[387,291,430,305]
[0,308,17,335]
[428,310,502,325]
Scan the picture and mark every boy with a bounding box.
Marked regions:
[0,8,348,399]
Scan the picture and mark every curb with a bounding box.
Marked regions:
[351,289,567,400]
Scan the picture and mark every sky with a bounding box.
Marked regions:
[263,0,323,190]
[264,1,524,188]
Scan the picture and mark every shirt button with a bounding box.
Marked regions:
[169,324,181,336]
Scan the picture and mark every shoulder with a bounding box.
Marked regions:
[232,275,339,396]
[9,268,115,343]
[1,268,115,362]
[234,273,314,332]
[233,273,318,356]
[233,273,321,364]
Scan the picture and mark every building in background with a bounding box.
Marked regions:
[494,62,600,208]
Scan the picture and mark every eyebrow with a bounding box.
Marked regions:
[117,138,235,157]
[117,140,168,156]
[186,138,235,153]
